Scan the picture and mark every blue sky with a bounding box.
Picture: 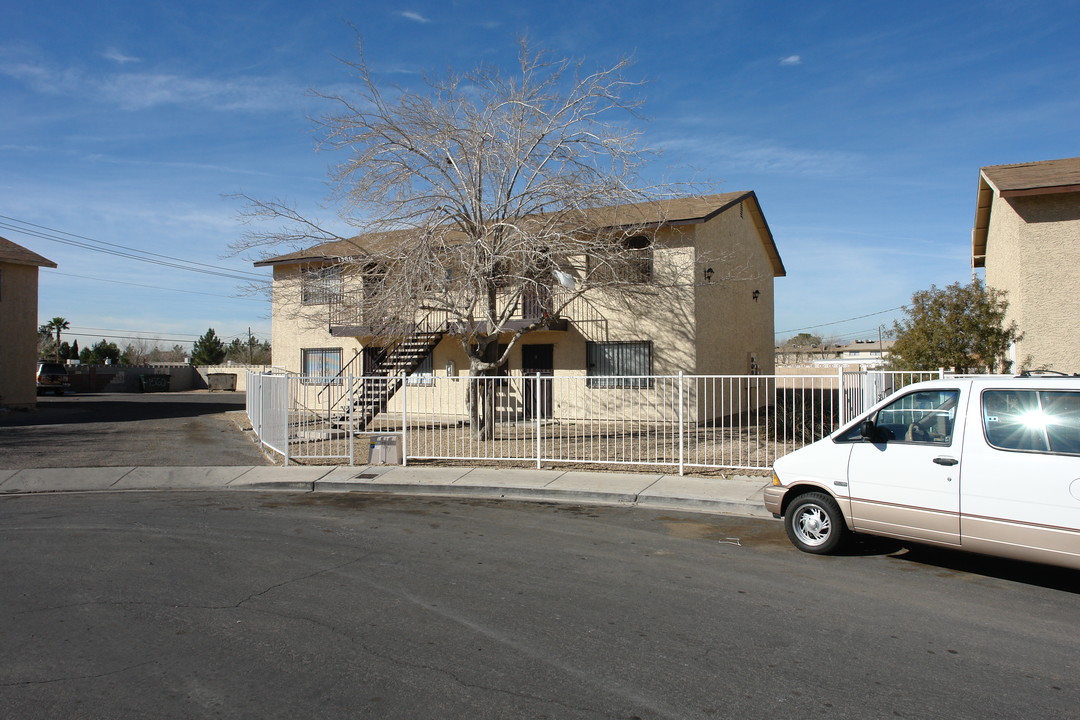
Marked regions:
[2,0,1078,354]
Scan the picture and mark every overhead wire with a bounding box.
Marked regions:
[0,215,268,283]
[45,270,267,301]
[775,306,904,336]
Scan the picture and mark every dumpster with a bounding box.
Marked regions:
[368,435,402,465]
[139,374,171,392]
[207,373,237,392]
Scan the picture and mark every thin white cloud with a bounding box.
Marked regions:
[779,55,802,66]
[102,47,140,64]
[655,135,862,177]
[0,58,301,112]
[399,10,431,23]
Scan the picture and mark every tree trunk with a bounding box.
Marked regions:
[466,337,502,440]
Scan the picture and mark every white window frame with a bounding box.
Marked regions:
[301,347,343,384]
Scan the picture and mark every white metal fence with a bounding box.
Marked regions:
[246,369,941,472]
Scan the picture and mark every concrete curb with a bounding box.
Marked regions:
[0,464,772,518]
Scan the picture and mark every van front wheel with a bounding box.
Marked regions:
[785,492,847,554]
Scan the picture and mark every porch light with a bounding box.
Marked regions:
[703,267,714,282]
[752,289,760,302]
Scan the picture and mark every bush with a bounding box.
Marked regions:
[770,388,839,443]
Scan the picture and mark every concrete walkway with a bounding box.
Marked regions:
[0,465,773,518]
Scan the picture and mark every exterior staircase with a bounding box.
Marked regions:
[333,331,443,433]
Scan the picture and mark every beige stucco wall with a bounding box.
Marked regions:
[693,199,777,377]
[270,264,363,374]
[0,262,40,409]
[984,191,1080,371]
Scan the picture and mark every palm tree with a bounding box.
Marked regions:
[44,317,70,363]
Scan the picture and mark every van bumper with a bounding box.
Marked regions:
[763,485,787,516]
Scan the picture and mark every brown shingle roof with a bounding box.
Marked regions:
[972,157,1080,268]
[255,192,785,276]
[980,156,1080,196]
[0,236,57,268]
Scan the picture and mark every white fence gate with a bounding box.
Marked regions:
[247,368,941,472]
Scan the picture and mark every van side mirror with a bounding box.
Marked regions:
[860,419,880,442]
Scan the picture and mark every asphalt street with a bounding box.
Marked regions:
[2,490,1077,719]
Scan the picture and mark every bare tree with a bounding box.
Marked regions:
[121,337,157,365]
[235,40,704,437]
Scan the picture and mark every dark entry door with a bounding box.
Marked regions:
[522,344,554,419]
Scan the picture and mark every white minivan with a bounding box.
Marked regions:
[765,375,1080,570]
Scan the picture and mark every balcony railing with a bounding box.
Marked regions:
[328,285,606,339]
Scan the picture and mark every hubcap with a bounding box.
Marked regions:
[795,505,831,546]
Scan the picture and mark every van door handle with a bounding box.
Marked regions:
[933,457,959,466]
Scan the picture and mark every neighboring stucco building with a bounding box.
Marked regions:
[0,236,57,409]
[775,339,894,368]
[256,193,784,423]
[972,156,1080,371]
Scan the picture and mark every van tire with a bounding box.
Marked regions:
[785,492,847,554]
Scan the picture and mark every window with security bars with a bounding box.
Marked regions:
[586,341,652,388]
[301,348,342,383]
[301,265,343,305]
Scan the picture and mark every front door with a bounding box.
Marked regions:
[522,344,554,419]
[847,387,964,545]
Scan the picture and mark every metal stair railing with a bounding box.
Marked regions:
[334,312,448,432]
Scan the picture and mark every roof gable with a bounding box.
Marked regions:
[981,156,1080,197]
[0,236,57,268]
[972,157,1080,268]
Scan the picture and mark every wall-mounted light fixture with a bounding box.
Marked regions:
[704,267,714,282]
[752,289,760,302]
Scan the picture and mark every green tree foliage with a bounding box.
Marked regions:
[890,279,1022,373]
[69,339,79,360]
[785,332,822,348]
[225,337,271,364]
[80,339,122,365]
[191,328,227,366]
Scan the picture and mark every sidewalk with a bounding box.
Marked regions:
[0,465,773,518]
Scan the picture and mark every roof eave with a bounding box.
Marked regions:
[971,172,995,269]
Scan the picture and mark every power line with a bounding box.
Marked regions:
[69,325,200,338]
[63,325,269,342]
[0,215,268,283]
[63,332,198,344]
[46,270,268,301]
[775,306,904,336]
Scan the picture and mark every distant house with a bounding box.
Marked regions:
[775,340,893,368]
[0,236,57,409]
[972,156,1080,371]
[256,193,785,424]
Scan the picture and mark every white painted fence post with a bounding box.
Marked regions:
[348,375,355,466]
[401,373,408,467]
[678,371,685,476]
[837,365,846,426]
[535,372,542,470]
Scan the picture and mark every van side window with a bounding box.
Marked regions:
[873,390,959,445]
[983,389,1080,455]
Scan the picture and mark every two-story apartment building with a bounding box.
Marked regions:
[973,156,1080,371]
[256,193,784,424]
